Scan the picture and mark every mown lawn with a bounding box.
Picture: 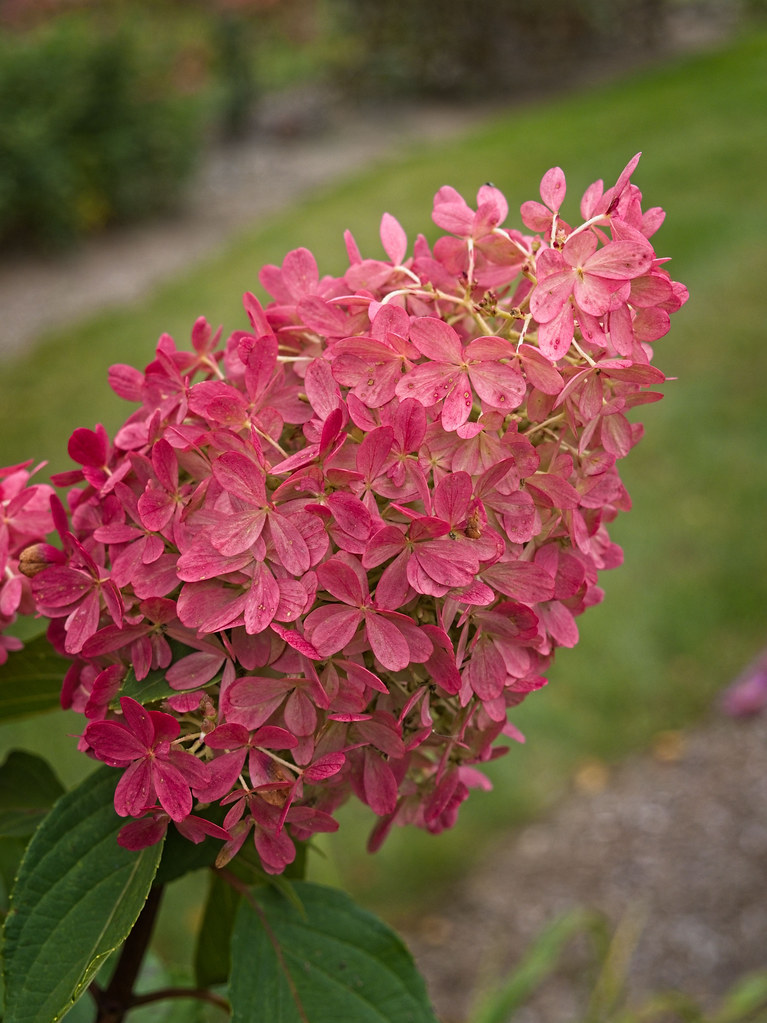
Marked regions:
[2,28,766,924]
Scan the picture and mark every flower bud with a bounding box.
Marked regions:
[18,543,61,578]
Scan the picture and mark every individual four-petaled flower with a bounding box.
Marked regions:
[84,697,211,822]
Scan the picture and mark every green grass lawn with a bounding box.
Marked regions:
[2,28,766,930]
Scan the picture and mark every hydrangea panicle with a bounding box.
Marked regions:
[4,157,686,873]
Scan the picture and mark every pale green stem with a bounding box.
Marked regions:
[524,411,566,438]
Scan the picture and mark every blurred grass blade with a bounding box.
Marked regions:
[470,907,608,1023]
[586,903,647,1021]
[616,990,706,1023]
[711,971,767,1023]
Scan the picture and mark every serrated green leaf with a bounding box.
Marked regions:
[0,750,65,838]
[220,844,304,915]
[0,836,27,913]
[229,880,438,1023]
[194,872,241,989]
[2,766,164,1023]
[116,666,177,708]
[0,633,69,723]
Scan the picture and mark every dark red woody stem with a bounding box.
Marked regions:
[89,881,230,1021]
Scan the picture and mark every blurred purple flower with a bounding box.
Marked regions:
[720,646,767,717]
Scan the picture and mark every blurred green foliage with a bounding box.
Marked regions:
[0,0,759,248]
[329,0,765,99]
[0,9,211,248]
[332,0,672,98]
[0,0,347,249]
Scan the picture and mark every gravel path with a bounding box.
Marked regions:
[405,711,767,1021]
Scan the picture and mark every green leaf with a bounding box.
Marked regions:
[0,633,69,723]
[2,766,164,1023]
[229,880,438,1023]
[0,750,65,838]
[194,872,241,989]
[0,836,27,913]
[586,904,645,1022]
[116,666,177,708]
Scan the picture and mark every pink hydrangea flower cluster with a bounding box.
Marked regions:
[0,460,55,664]
[5,156,686,874]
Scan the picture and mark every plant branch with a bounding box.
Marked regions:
[129,985,230,1012]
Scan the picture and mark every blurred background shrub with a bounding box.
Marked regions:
[0,0,328,249]
[329,0,747,98]
[0,3,211,248]
[0,0,761,248]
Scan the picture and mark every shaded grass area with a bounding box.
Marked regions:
[2,29,766,923]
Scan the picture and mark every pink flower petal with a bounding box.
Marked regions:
[380,212,408,264]
[267,513,311,575]
[466,638,507,701]
[114,759,154,817]
[166,650,225,691]
[441,373,473,432]
[374,551,412,611]
[396,361,453,407]
[243,565,280,635]
[284,687,317,736]
[469,361,526,411]
[364,612,410,671]
[361,752,398,817]
[584,239,653,281]
[117,815,168,850]
[281,247,319,299]
[303,752,346,782]
[539,166,566,212]
[85,720,146,765]
[304,604,363,657]
[67,425,109,468]
[409,316,463,363]
[327,492,371,541]
[432,186,474,236]
[421,625,461,694]
[212,452,266,505]
[316,557,365,606]
[151,759,194,822]
[64,591,102,654]
[482,560,556,604]
[432,472,472,524]
[530,269,575,323]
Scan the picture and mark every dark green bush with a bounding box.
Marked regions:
[0,14,206,249]
[330,0,673,98]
